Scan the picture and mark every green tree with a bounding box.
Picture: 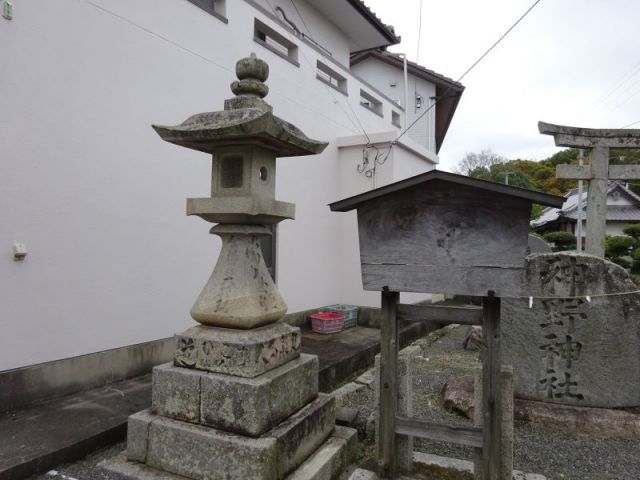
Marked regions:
[605,236,635,263]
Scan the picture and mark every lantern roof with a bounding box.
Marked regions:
[152,53,328,157]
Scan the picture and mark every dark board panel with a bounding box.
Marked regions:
[362,263,523,297]
[356,180,530,297]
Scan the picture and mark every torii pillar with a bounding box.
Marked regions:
[539,121,640,258]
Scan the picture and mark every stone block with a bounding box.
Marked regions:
[147,415,278,480]
[151,364,201,423]
[129,393,334,480]
[174,322,301,377]
[105,426,357,480]
[270,393,336,477]
[126,410,153,463]
[286,426,358,480]
[503,253,640,407]
[201,353,318,436]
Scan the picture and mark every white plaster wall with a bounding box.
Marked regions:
[606,221,633,237]
[392,145,435,181]
[253,0,352,66]
[351,58,437,151]
[0,0,437,370]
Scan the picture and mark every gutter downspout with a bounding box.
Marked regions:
[394,53,409,129]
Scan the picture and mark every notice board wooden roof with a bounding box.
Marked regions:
[329,170,564,212]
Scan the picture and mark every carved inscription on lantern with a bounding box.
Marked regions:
[173,325,301,378]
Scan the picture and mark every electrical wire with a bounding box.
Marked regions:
[85,1,233,74]
[584,60,640,119]
[621,119,640,128]
[85,0,361,137]
[289,0,312,37]
[394,0,543,144]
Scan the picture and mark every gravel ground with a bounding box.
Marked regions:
[26,325,640,480]
[407,325,640,480]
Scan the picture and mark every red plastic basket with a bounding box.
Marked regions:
[310,311,345,334]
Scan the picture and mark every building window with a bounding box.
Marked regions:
[316,61,347,95]
[186,0,227,23]
[360,89,383,116]
[392,110,401,128]
[254,19,299,66]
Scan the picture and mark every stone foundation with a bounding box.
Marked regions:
[102,333,353,479]
[153,354,318,436]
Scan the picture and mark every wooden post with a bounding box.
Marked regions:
[481,291,502,480]
[379,288,399,478]
[585,146,609,257]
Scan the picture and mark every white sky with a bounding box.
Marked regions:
[364,0,640,172]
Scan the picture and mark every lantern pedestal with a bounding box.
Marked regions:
[190,224,287,329]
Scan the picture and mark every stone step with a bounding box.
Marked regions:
[285,426,357,480]
[119,393,336,480]
[99,425,358,480]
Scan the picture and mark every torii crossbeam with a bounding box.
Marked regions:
[539,121,640,257]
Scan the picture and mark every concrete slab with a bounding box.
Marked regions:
[0,375,151,480]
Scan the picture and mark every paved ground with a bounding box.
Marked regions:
[1,376,150,480]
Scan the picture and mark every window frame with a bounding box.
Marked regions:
[253,18,300,67]
[185,0,228,23]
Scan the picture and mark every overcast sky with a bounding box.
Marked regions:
[364,0,640,172]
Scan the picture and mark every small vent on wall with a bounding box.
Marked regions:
[254,18,299,66]
[360,89,383,116]
[186,0,227,23]
[316,61,347,94]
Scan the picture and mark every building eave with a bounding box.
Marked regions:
[306,0,400,53]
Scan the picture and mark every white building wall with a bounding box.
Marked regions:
[350,59,437,152]
[0,0,436,371]
[253,0,352,66]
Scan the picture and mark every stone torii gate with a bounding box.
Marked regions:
[539,121,640,257]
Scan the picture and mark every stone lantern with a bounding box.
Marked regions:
[102,55,356,480]
[153,53,326,331]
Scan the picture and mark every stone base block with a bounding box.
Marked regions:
[100,426,357,480]
[125,394,335,479]
[286,426,357,480]
[174,322,300,378]
[152,354,319,436]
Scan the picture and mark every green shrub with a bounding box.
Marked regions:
[542,231,576,251]
[605,235,635,259]
[623,223,640,241]
[613,257,632,269]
